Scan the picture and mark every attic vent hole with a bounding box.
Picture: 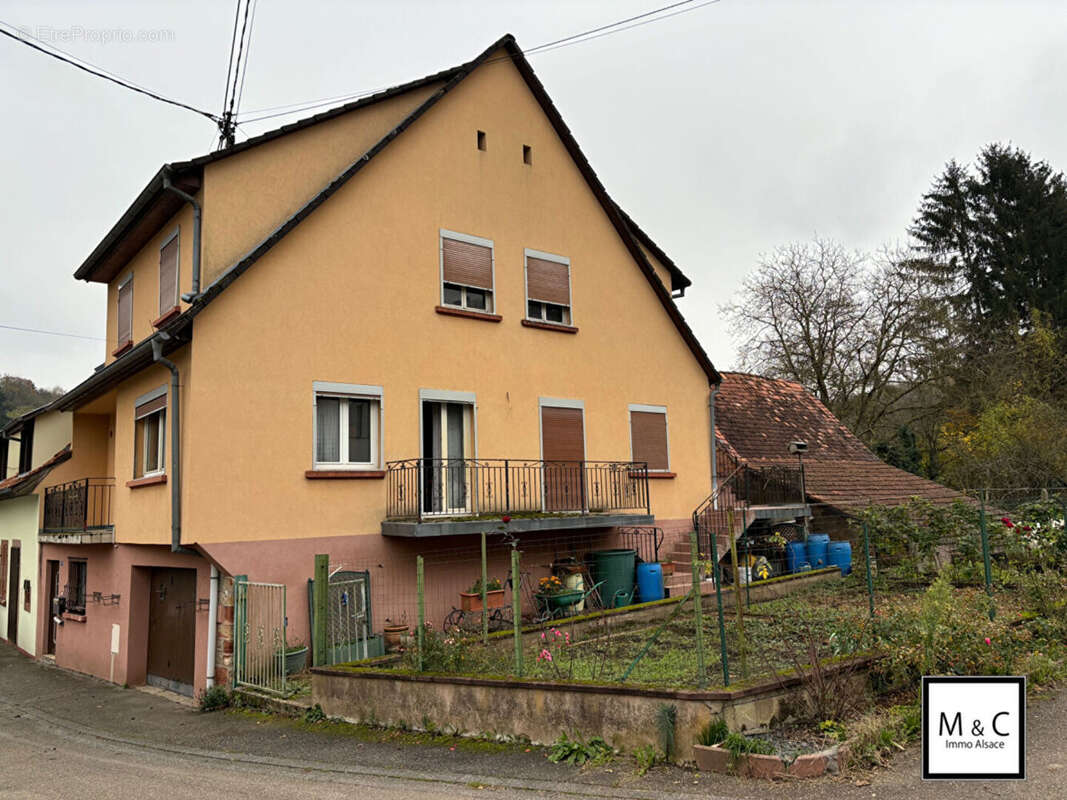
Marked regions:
[477,130,487,151]
[523,144,532,165]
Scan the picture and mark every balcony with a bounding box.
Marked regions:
[383,458,653,537]
[40,478,115,544]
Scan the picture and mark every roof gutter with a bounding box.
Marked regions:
[162,169,202,300]
[709,384,720,507]
[151,333,190,553]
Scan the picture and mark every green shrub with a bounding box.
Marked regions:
[696,717,729,747]
[722,732,776,764]
[547,733,615,766]
[198,685,231,712]
[303,704,326,723]
[633,744,661,775]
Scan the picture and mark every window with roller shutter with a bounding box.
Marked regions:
[525,249,572,326]
[440,230,494,313]
[629,404,670,472]
[158,230,179,317]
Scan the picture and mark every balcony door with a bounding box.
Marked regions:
[540,403,586,512]
[422,400,474,515]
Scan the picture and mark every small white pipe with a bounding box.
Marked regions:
[206,564,219,689]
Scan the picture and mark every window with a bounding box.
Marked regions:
[16,420,34,475]
[523,144,532,165]
[477,130,486,151]
[133,387,167,479]
[158,230,179,317]
[116,274,133,350]
[629,404,670,472]
[67,560,87,615]
[0,541,7,605]
[313,382,382,470]
[525,249,571,325]
[0,435,9,480]
[440,230,494,314]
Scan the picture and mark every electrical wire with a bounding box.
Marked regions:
[0,23,219,122]
[220,0,242,113]
[0,324,104,342]
[236,0,722,125]
[233,0,258,116]
[226,0,254,122]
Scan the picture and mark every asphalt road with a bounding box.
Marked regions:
[1,644,1064,799]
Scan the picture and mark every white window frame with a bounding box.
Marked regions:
[312,381,384,471]
[159,226,181,314]
[439,229,495,314]
[524,248,573,326]
[628,403,671,472]
[135,409,166,478]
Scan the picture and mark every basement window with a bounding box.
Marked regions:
[523,145,532,165]
[477,130,486,151]
[67,560,87,616]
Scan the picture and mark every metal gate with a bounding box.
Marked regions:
[325,571,369,665]
[234,578,287,694]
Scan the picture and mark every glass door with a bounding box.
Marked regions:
[421,401,473,515]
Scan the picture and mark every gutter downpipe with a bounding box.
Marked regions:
[709,383,720,509]
[151,334,185,553]
[206,564,219,689]
[161,170,202,301]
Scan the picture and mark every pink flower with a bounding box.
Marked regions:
[554,629,562,639]
[1001,517,1014,529]
[540,631,546,641]
[564,632,571,644]
[538,648,553,662]
[984,637,992,645]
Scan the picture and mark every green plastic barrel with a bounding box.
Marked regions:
[590,549,637,608]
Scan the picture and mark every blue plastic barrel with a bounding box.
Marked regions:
[828,541,852,575]
[636,562,664,602]
[786,541,807,573]
[806,533,830,569]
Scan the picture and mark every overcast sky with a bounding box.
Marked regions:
[2,0,1065,390]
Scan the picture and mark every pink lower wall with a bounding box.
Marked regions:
[201,518,694,650]
[37,543,212,694]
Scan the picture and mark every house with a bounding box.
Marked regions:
[0,34,726,697]
[712,371,971,538]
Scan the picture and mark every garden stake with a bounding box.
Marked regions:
[704,521,730,687]
[689,530,708,688]
[744,538,751,608]
[620,587,694,682]
[727,509,749,681]
[416,555,425,671]
[312,556,328,667]
[511,546,523,677]
[863,522,875,619]
[979,497,995,621]
[481,531,488,646]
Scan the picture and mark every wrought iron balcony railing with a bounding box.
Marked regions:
[386,458,651,521]
[42,478,114,533]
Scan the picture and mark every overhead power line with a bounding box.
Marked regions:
[0,22,219,122]
[217,0,258,148]
[236,0,721,125]
[0,323,104,342]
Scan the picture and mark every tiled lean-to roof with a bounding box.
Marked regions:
[715,372,968,510]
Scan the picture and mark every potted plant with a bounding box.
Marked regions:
[460,577,505,611]
[276,641,309,675]
[534,575,583,613]
[383,614,409,653]
[658,560,675,577]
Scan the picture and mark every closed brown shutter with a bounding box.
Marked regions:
[442,237,493,289]
[135,393,167,420]
[117,280,133,345]
[541,407,584,462]
[159,236,179,314]
[631,410,669,471]
[526,257,570,306]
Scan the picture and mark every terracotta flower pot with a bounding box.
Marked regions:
[460,589,505,612]
[659,561,675,577]
[383,624,409,653]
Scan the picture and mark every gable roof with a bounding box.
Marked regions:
[715,371,968,510]
[0,444,72,499]
[67,33,718,403]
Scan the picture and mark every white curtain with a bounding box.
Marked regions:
[316,397,340,462]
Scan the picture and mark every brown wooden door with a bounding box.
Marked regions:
[541,406,586,511]
[6,547,19,643]
[146,568,196,692]
[45,561,60,655]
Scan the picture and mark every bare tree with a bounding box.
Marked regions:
[723,238,938,441]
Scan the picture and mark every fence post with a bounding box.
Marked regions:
[481,531,489,646]
[232,574,247,688]
[979,497,995,621]
[312,557,327,667]
[689,530,707,689]
[511,546,523,677]
[863,522,875,619]
[727,510,748,681]
[416,555,425,671]
[744,538,751,608]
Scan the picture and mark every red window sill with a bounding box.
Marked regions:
[306,470,386,480]
[521,319,579,334]
[62,612,87,623]
[111,340,133,357]
[152,306,182,328]
[127,474,167,488]
[435,306,502,323]
[629,471,676,479]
